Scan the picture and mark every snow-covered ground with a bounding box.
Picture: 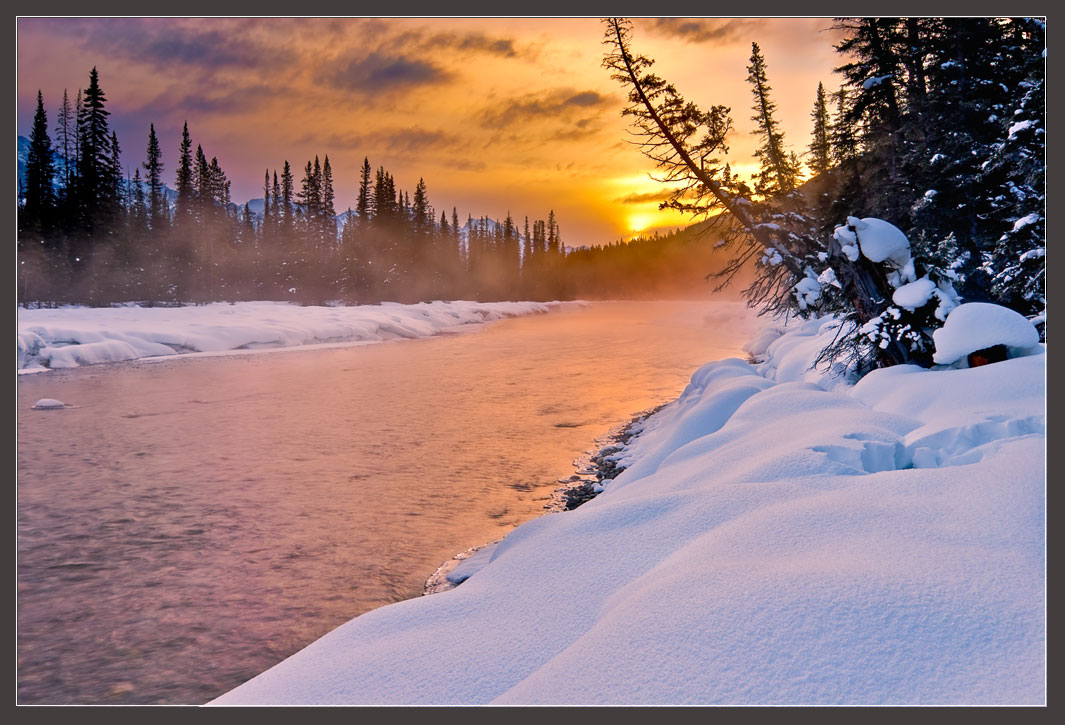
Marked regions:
[17,300,572,372]
[211,313,1045,706]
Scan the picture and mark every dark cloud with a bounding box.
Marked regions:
[481,89,613,128]
[395,29,522,58]
[389,28,529,59]
[168,84,278,114]
[615,189,675,205]
[324,52,452,93]
[643,18,762,44]
[311,127,466,156]
[74,19,293,70]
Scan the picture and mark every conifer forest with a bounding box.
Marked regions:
[19,18,1045,373]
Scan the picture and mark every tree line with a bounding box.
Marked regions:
[604,16,1044,371]
[18,68,570,306]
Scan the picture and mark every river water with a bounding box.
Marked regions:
[16,300,755,704]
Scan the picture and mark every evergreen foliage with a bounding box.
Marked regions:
[603,16,1045,373]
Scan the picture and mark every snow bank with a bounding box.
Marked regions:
[211,316,1045,706]
[932,302,1041,365]
[17,300,572,370]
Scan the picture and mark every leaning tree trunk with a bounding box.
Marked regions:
[607,18,909,367]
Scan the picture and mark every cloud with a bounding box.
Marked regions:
[69,18,293,70]
[393,29,526,59]
[614,189,675,205]
[642,18,762,44]
[324,52,452,93]
[481,89,613,128]
[310,127,466,156]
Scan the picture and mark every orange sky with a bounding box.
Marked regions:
[17,17,847,246]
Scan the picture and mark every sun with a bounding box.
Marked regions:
[627,213,655,235]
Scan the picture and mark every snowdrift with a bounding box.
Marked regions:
[211,315,1045,706]
[17,300,571,371]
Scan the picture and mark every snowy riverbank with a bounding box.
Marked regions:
[211,313,1046,706]
[17,300,575,372]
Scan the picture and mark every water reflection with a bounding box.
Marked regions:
[17,300,754,704]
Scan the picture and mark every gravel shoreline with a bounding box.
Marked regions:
[422,403,667,595]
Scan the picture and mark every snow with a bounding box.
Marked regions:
[932,302,1042,365]
[16,300,574,371]
[832,225,860,261]
[892,277,937,311]
[209,314,1045,706]
[761,249,783,266]
[1008,120,1034,139]
[862,74,892,89]
[31,398,66,410]
[817,267,841,290]
[848,217,910,267]
[1011,212,1042,232]
[793,276,821,311]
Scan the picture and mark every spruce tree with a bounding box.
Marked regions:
[261,169,273,240]
[411,177,431,239]
[280,160,294,236]
[174,122,195,222]
[321,155,336,243]
[21,90,56,239]
[143,123,165,230]
[356,157,373,224]
[57,89,75,192]
[808,82,832,176]
[193,144,209,222]
[747,42,799,196]
[74,67,114,238]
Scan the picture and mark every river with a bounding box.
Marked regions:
[16,300,755,704]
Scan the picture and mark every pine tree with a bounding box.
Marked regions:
[747,42,799,196]
[174,122,195,222]
[523,215,532,270]
[74,67,114,238]
[261,168,273,240]
[129,167,148,237]
[808,82,832,176]
[193,144,210,222]
[321,155,336,243]
[108,131,123,214]
[143,123,165,230]
[830,88,859,165]
[299,159,321,241]
[271,171,281,235]
[21,90,56,239]
[356,157,373,224]
[411,177,431,239]
[57,89,75,192]
[280,160,294,236]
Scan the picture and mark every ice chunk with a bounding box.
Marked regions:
[32,398,66,410]
[932,302,1041,365]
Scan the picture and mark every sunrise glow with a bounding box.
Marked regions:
[17,17,845,245]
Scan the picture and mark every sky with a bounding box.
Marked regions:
[17,17,848,246]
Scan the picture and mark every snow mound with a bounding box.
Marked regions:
[892,277,937,310]
[17,300,574,370]
[849,216,910,266]
[931,302,1041,365]
[211,316,1044,707]
[31,398,66,410]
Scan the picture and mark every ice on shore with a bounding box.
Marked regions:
[17,300,574,370]
[211,315,1045,706]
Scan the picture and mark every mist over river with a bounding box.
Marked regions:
[17,300,756,704]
